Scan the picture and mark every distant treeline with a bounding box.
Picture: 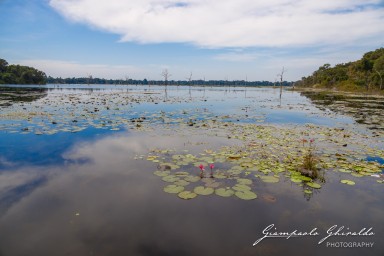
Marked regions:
[296,48,384,91]
[47,76,293,87]
[0,58,47,85]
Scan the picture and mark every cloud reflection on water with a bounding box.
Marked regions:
[0,130,383,256]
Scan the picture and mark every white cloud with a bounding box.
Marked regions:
[19,59,144,79]
[49,0,384,48]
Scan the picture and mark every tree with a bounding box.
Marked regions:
[0,61,47,84]
[186,72,193,97]
[373,55,384,90]
[277,67,285,102]
[0,58,8,72]
[161,69,171,86]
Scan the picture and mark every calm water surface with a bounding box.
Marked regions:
[0,85,383,256]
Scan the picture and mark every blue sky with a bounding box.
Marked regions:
[1,0,383,81]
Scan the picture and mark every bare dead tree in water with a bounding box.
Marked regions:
[203,76,206,96]
[87,74,92,85]
[277,67,286,105]
[245,75,248,98]
[186,72,192,98]
[161,69,171,86]
[161,69,171,100]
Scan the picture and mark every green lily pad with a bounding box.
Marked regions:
[291,175,312,182]
[174,180,190,186]
[175,171,189,176]
[178,191,197,200]
[194,186,214,195]
[235,190,257,200]
[260,176,279,183]
[340,179,355,185]
[184,175,200,182]
[164,185,184,194]
[232,184,252,191]
[162,175,179,182]
[259,169,271,174]
[154,170,170,177]
[290,177,303,183]
[213,173,226,179]
[304,189,312,194]
[215,188,235,197]
[306,182,322,189]
[237,178,253,185]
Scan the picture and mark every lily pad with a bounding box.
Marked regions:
[194,186,214,195]
[232,184,252,191]
[306,182,322,189]
[162,175,179,182]
[164,185,184,194]
[260,176,279,183]
[215,188,235,197]
[304,189,312,194]
[237,178,253,185]
[351,173,363,178]
[178,191,197,200]
[290,177,303,183]
[340,179,355,185]
[175,171,189,177]
[154,170,170,177]
[184,175,200,182]
[213,173,226,179]
[235,190,257,200]
[174,180,190,186]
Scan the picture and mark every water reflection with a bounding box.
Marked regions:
[0,131,382,256]
[0,86,48,106]
[301,91,384,131]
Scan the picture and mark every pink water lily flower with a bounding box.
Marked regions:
[199,164,205,171]
[209,163,214,170]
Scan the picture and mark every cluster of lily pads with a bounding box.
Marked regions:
[0,89,269,135]
[0,92,201,134]
[142,121,383,200]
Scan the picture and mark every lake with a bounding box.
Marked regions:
[0,84,383,256]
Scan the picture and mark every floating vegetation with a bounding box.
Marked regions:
[260,176,279,183]
[193,186,214,195]
[340,179,356,186]
[306,182,322,189]
[164,185,185,194]
[178,191,197,200]
[215,188,235,197]
[301,91,384,131]
[143,118,383,200]
[2,86,382,201]
[235,190,257,200]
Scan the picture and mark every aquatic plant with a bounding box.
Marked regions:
[209,163,214,178]
[199,164,205,178]
[300,138,323,181]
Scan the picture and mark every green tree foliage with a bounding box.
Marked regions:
[46,76,290,87]
[0,58,47,85]
[297,48,384,91]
